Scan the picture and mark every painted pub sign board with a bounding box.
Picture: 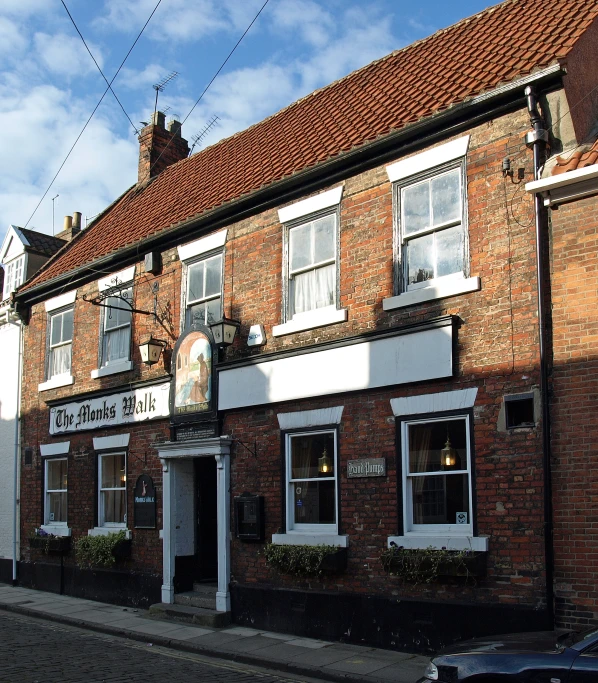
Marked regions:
[49,382,170,435]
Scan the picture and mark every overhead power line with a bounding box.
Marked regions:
[149,0,271,176]
[23,0,164,229]
[60,0,139,135]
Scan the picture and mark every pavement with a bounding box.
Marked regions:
[0,584,429,683]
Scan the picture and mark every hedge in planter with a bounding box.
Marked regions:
[75,531,131,569]
[263,543,347,576]
[380,546,486,584]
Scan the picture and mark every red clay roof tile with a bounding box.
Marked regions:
[22,0,598,292]
[552,139,598,175]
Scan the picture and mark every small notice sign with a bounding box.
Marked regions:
[347,458,386,478]
[134,474,157,529]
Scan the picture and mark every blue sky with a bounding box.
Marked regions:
[0,0,496,243]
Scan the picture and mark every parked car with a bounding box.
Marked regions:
[417,627,598,682]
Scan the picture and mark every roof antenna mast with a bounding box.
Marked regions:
[153,72,179,117]
[189,116,220,156]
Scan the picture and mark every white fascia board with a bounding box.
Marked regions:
[93,433,130,450]
[386,135,470,183]
[178,229,227,262]
[98,265,135,291]
[526,165,598,205]
[45,289,77,312]
[40,441,70,457]
[278,186,344,224]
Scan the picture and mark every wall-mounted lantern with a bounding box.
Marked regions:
[210,316,240,348]
[139,336,168,366]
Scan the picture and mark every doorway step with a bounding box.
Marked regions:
[149,583,230,628]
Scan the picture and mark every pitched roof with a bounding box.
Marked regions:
[19,228,67,257]
[552,139,598,175]
[22,0,598,293]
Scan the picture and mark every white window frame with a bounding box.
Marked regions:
[44,457,68,528]
[100,286,133,368]
[47,306,73,380]
[2,255,25,299]
[97,451,127,529]
[284,428,339,535]
[184,252,223,328]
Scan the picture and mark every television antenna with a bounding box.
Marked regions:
[189,116,220,155]
[153,72,179,117]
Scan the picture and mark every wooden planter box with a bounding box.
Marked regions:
[112,539,132,561]
[384,551,486,580]
[319,547,348,574]
[29,536,71,553]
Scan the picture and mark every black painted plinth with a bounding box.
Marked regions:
[230,583,551,655]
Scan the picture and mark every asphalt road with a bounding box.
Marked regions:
[0,610,325,683]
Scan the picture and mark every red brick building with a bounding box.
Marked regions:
[12,0,598,653]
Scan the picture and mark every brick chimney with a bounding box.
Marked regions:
[138,111,189,184]
[56,212,82,242]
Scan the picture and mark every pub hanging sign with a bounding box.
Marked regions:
[134,474,157,529]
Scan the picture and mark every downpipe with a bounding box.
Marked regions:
[525,85,554,626]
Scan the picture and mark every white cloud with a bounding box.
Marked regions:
[0,17,28,55]
[0,0,50,17]
[33,32,104,79]
[269,0,335,48]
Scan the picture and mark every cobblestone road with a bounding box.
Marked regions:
[0,610,323,683]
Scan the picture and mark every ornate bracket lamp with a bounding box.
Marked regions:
[139,336,168,366]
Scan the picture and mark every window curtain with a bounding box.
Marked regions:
[409,426,432,522]
[103,326,130,363]
[291,263,334,316]
[50,344,71,376]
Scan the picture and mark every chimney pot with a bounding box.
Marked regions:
[137,111,189,184]
[167,119,182,136]
[56,212,82,242]
[63,215,73,232]
[72,212,82,230]
[151,111,165,128]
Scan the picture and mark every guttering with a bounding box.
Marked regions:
[15,65,564,309]
[525,85,554,627]
[526,164,598,206]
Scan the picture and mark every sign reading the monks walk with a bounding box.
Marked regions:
[49,382,170,435]
[347,458,386,478]
[134,474,157,529]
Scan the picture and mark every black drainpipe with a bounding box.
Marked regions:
[525,85,554,627]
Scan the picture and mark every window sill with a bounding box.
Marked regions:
[382,276,481,311]
[88,527,131,539]
[272,533,349,548]
[91,360,133,379]
[387,535,488,552]
[272,307,347,337]
[38,374,74,392]
[41,525,71,537]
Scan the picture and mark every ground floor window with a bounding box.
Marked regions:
[99,452,126,527]
[286,430,337,533]
[401,414,472,536]
[45,458,67,525]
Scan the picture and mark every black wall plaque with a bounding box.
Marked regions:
[234,493,264,541]
[134,474,157,529]
[175,422,219,442]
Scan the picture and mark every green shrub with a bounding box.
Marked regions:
[75,531,127,568]
[262,543,341,576]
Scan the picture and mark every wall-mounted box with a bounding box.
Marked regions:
[234,493,264,541]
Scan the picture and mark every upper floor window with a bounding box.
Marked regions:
[101,287,132,366]
[2,256,25,299]
[287,212,337,319]
[48,307,73,379]
[397,162,466,292]
[186,253,222,327]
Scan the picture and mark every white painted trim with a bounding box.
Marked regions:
[88,527,131,538]
[98,265,135,291]
[387,535,488,551]
[216,454,231,612]
[38,374,74,392]
[277,407,344,430]
[40,442,70,457]
[391,388,478,416]
[91,360,133,379]
[156,437,233,459]
[40,525,71,537]
[272,533,349,547]
[526,163,598,194]
[177,229,227,262]
[44,290,77,312]
[272,307,347,337]
[386,136,470,182]
[278,186,344,224]
[383,276,480,311]
[93,434,130,450]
